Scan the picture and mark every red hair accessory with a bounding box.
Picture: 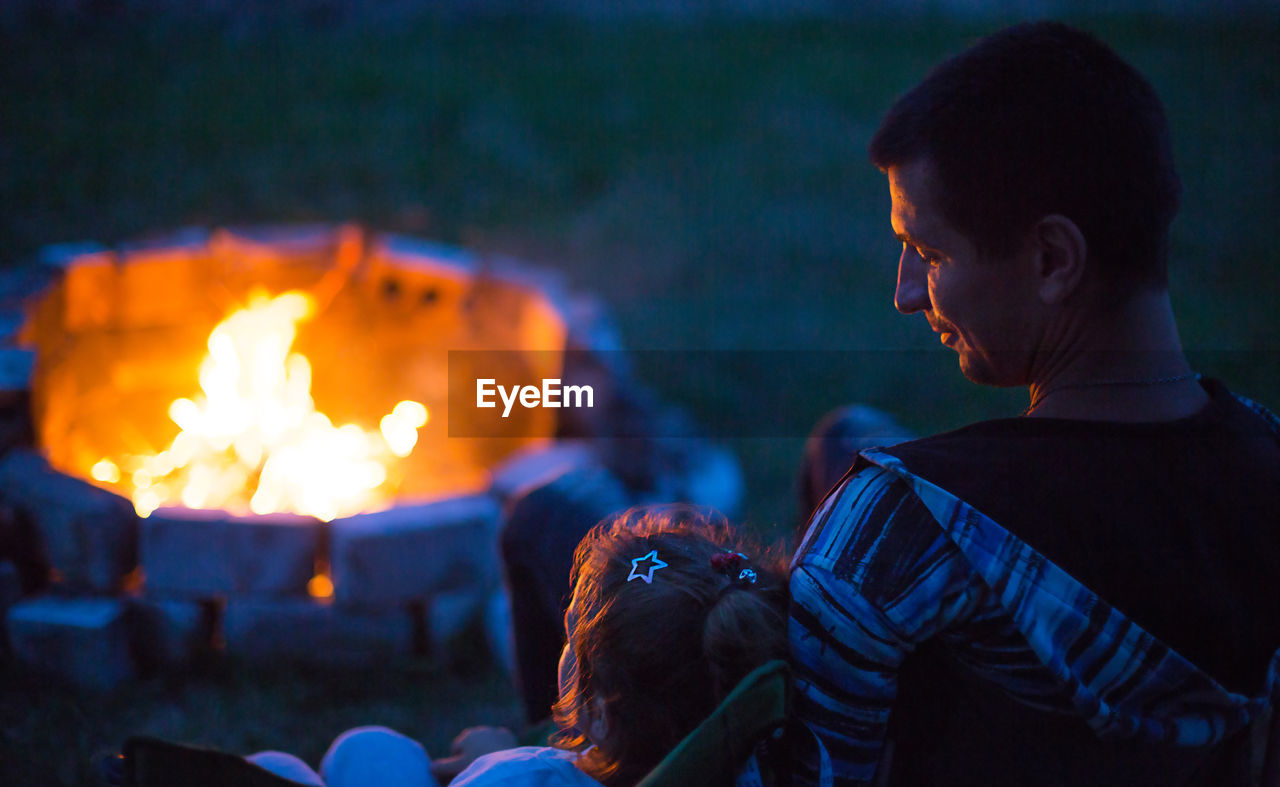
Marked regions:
[710,551,749,574]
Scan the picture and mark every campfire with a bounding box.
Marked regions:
[90,289,430,521]
[21,225,563,520]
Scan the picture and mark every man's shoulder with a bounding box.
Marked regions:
[798,457,947,581]
[857,418,1026,498]
[801,422,1002,551]
[873,378,1280,491]
[1211,378,1280,437]
[876,418,1021,465]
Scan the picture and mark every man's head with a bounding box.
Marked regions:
[869,21,1181,293]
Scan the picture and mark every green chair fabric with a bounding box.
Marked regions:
[517,717,560,748]
[635,659,791,787]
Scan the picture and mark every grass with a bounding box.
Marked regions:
[1,10,1277,784]
[0,650,521,785]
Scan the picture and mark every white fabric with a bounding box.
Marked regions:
[451,746,602,787]
[320,726,437,787]
[249,726,439,787]
[246,751,325,786]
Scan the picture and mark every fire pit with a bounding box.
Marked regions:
[25,224,562,519]
[0,225,741,688]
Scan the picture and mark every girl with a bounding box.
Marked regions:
[455,504,788,786]
[251,505,788,787]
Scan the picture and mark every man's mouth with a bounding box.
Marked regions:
[927,316,956,346]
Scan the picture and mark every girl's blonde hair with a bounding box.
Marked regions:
[552,505,788,787]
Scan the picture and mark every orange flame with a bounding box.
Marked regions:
[109,289,426,521]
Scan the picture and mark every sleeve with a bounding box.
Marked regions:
[788,466,983,786]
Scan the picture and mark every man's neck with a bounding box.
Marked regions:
[1025,289,1208,422]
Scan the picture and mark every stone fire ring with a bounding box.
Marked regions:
[0,224,742,689]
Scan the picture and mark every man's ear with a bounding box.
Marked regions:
[1032,214,1088,305]
[585,696,609,744]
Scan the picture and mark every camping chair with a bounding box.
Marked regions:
[103,659,792,787]
[107,736,310,787]
[636,658,791,787]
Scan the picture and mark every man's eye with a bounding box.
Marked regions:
[900,242,940,266]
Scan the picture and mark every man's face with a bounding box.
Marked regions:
[888,158,1040,387]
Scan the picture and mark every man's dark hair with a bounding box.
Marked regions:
[868,21,1181,290]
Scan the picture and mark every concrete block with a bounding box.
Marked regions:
[116,226,210,255]
[0,498,48,596]
[0,389,32,447]
[61,252,118,331]
[140,507,320,597]
[0,308,25,344]
[117,246,206,330]
[487,440,597,502]
[375,234,477,274]
[0,561,20,652]
[425,587,487,649]
[363,240,474,328]
[501,464,630,564]
[221,224,340,255]
[6,596,135,690]
[0,262,56,313]
[213,225,352,293]
[484,587,516,679]
[0,349,33,433]
[223,597,414,667]
[0,449,137,592]
[330,494,500,607]
[130,597,211,669]
[37,241,110,270]
[0,561,20,606]
[0,349,33,393]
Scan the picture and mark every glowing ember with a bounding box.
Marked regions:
[307,572,335,600]
[103,289,426,521]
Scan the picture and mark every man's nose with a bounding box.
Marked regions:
[894,246,930,314]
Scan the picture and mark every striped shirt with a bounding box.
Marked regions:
[789,384,1280,785]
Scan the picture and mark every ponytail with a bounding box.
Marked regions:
[704,573,788,699]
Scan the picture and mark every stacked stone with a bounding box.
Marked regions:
[0,225,744,691]
[0,246,153,690]
[0,431,666,690]
[0,453,517,688]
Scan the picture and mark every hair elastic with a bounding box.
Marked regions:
[710,551,748,573]
[712,551,757,585]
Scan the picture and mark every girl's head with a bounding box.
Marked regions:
[552,505,788,786]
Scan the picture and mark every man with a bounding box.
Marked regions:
[789,22,1280,786]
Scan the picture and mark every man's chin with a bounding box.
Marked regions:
[957,351,1026,389]
[956,353,1000,387]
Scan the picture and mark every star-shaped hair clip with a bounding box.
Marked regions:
[627,549,669,584]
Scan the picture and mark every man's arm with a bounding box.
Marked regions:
[789,467,981,786]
